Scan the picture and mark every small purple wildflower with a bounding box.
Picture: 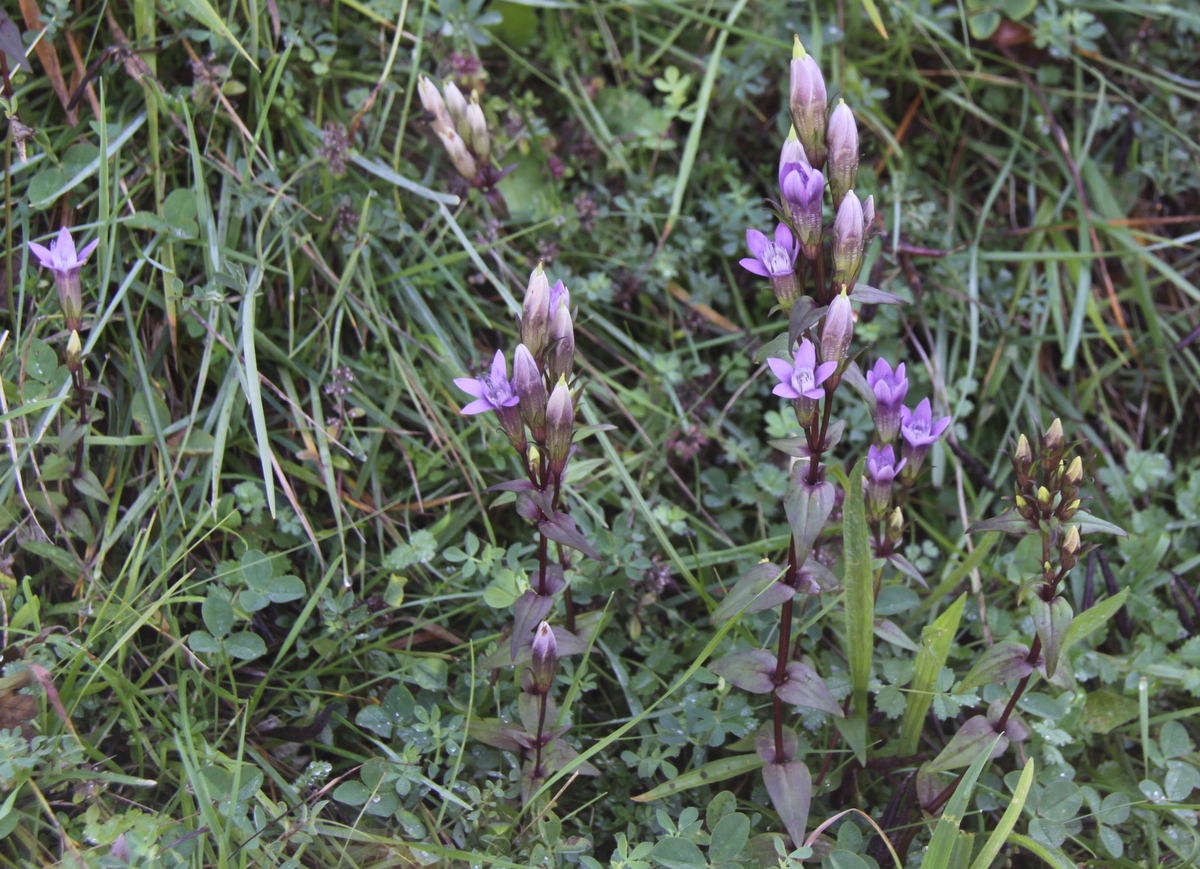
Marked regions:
[455,350,526,451]
[900,398,951,480]
[741,224,801,311]
[866,359,909,444]
[28,227,99,332]
[779,156,825,261]
[864,444,905,521]
[769,339,837,426]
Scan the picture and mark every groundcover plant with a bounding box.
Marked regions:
[1,1,1199,867]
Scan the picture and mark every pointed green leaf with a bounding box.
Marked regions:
[631,754,765,802]
[900,594,966,755]
[1063,588,1130,649]
[1031,596,1072,678]
[840,459,873,723]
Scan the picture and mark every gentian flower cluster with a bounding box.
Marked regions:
[454,265,599,800]
[712,37,955,848]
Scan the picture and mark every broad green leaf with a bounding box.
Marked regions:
[901,594,966,755]
[201,593,233,639]
[709,812,750,864]
[632,754,764,802]
[651,837,706,869]
[223,631,267,660]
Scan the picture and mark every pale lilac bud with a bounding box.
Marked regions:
[520,266,552,360]
[831,192,866,293]
[28,226,98,332]
[546,377,574,477]
[866,359,908,444]
[547,302,575,384]
[864,444,905,522]
[466,96,490,161]
[513,344,548,442]
[820,291,854,369]
[778,133,811,188]
[443,81,469,128]
[789,40,828,169]
[418,76,453,134]
[826,101,859,211]
[530,621,558,694]
[435,128,478,179]
[740,224,799,309]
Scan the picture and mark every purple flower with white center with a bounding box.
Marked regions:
[768,339,837,426]
[741,224,800,309]
[864,444,905,521]
[455,350,526,451]
[29,226,99,332]
[900,397,952,480]
[866,359,909,444]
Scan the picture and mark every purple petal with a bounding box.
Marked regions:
[813,360,838,386]
[460,398,495,415]
[745,229,769,260]
[795,339,817,369]
[54,227,78,264]
[767,357,795,382]
[739,257,770,277]
[931,416,952,439]
[773,223,795,251]
[488,349,508,383]
[773,383,801,399]
[77,239,99,263]
[27,242,54,268]
[454,377,487,398]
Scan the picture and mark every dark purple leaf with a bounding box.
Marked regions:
[928,715,1008,772]
[511,590,555,658]
[987,699,1031,742]
[712,562,790,622]
[787,297,825,347]
[784,475,834,566]
[957,639,1034,693]
[967,509,1036,536]
[754,722,799,764]
[539,513,600,560]
[839,360,876,413]
[468,719,525,752]
[1031,595,1072,678]
[775,662,843,717]
[850,283,909,305]
[708,649,776,694]
[484,479,539,493]
[873,618,918,651]
[886,553,928,588]
[762,759,812,846]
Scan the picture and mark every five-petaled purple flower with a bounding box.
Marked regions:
[866,359,909,444]
[741,224,801,311]
[29,226,99,332]
[769,339,837,426]
[900,397,951,480]
[864,444,905,520]
[455,350,526,450]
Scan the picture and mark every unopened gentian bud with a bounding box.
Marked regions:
[530,621,558,694]
[1041,418,1065,470]
[466,95,490,161]
[547,302,575,385]
[789,39,828,169]
[1060,525,1081,571]
[513,344,548,442]
[899,398,951,481]
[65,330,83,374]
[1013,434,1034,483]
[435,128,478,179]
[864,445,905,522]
[1037,485,1052,506]
[1065,455,1083,485]
[886,506,905,546]
[28,227,98,333]
[825,101,859,211]
[418,76,453,134]
[546,377,573,478]
[820,291,854,371]
[443,81,469,130]
[831,192,866,293]
[520,266,552,360]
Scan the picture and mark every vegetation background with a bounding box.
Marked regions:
[1,0,1200,866]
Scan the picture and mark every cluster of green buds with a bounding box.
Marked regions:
[418,76,490,181]
[1011,420,1085,536]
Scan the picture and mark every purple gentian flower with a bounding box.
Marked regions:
[864,444,905,521]
[741,224,801,311]
[29,226,99,332]
[866,359,909,444]
[789,50,828,168]
[455,350,526,451]
[768,339,837,426]
[900,398,951,480]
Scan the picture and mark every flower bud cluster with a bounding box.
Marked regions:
[1011,419,1084,532]
[418,76,491,181]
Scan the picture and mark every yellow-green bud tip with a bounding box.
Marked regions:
[792,36,806,60]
